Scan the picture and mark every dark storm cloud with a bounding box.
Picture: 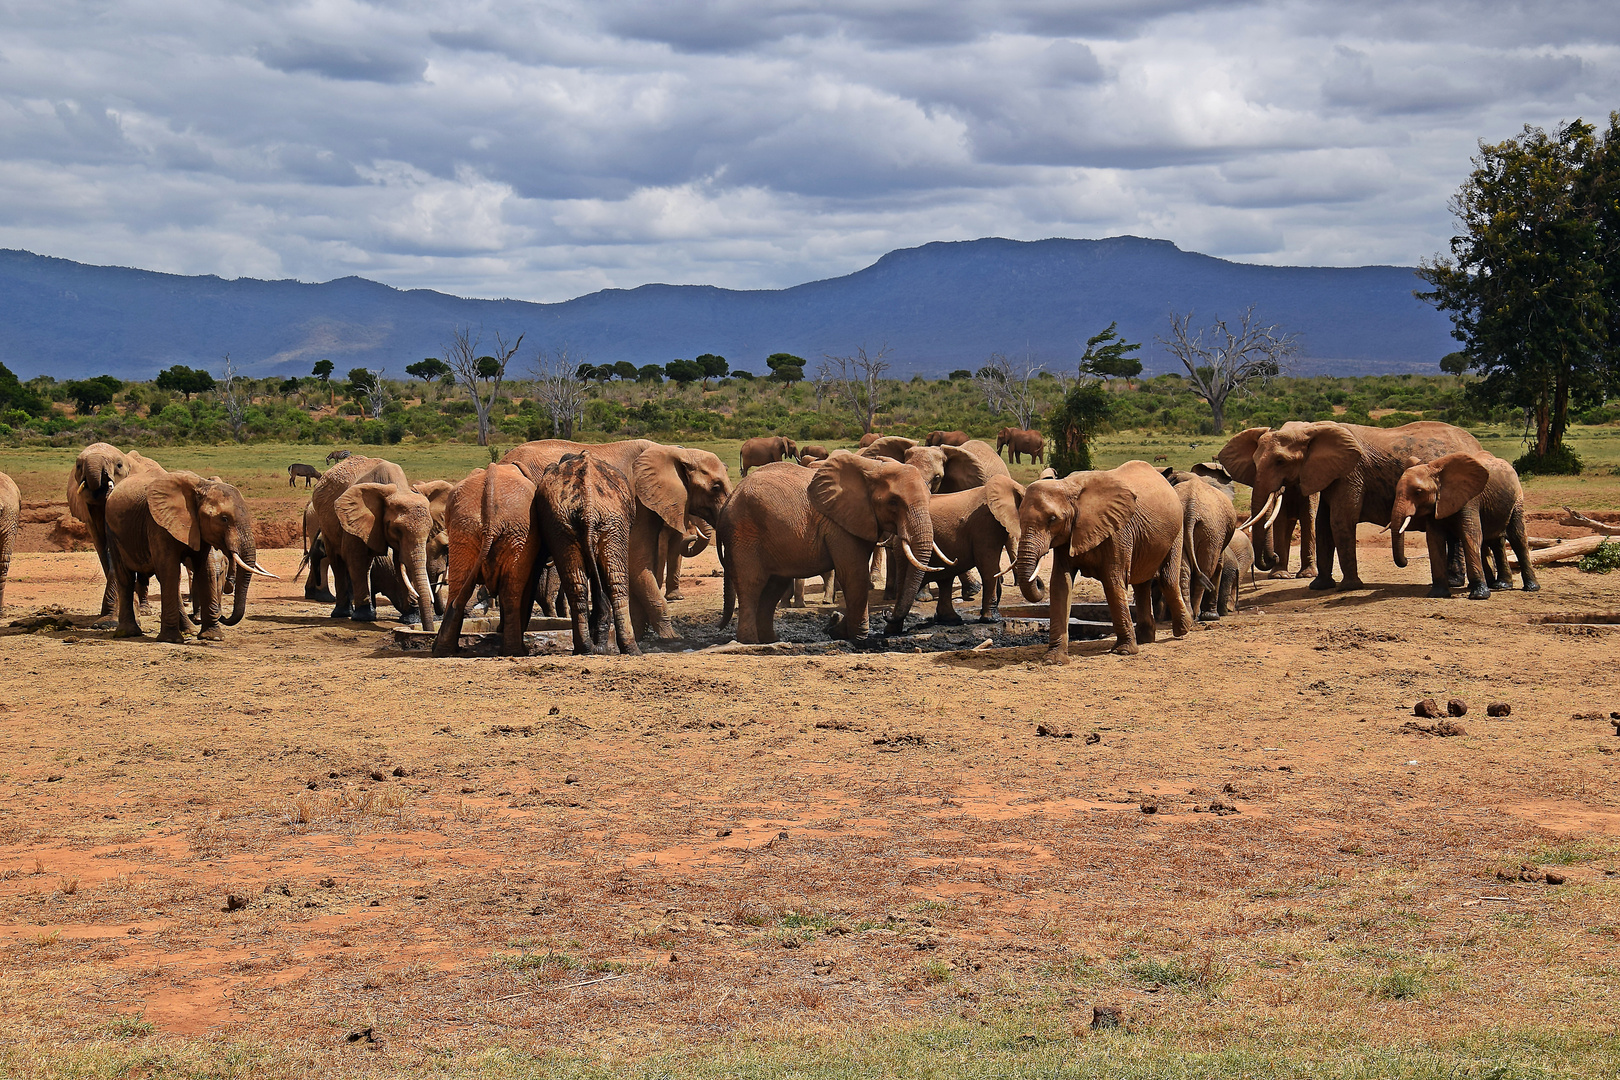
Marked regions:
[0,0,1616,299]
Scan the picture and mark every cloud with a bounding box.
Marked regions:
[0,0,1617,303]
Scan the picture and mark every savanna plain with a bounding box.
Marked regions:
[3,431,1620,1079]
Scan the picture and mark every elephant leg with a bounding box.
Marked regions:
[1158,543,1194,639]
[790,577,806,608]
[1100,565,1137,655]
[629,518,677,640]
[135,573,154,616]
[734,560,770,644]
[1309,497,1337,590]
[553,545,594,655]
[431,567,481,657]
[932,572,962,625]
[760,576,793,640]
[155,561,186,644]
[347,551,376,622]
[499,572,531,657]
[328,544,354,618]
[1507,507,1539,592]
[195,554,223,642]
[1133,581,1157,646]
[1425,528,1451,598]
[1292,501,1317,579]
[1218,565,1237,617]
[664,547,684,601]
[961,566,981,600]
[1446,533,1468,590]
[110,554,144,639]
[1330,501,1364,591]
[600,537,639,657]
[831,549,872,642]
[976,554,999,622]
[1042,558,1073,662]
[1454,510,1490,600]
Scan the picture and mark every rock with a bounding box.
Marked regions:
[1139,803,1158,814]
[565,774,579,784]
[1035,724,1073,739]
[368,770,385,781]
[715,828,732,837]
[1091,1004,1123,1030]
[1414,698,1443,718]
[1486,703,1512,717]
[1208,800,1238,815]
[1447,699,1468,717]
[1085,732,1101,745]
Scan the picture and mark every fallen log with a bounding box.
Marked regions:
[1560,507,1620,536]
[1507,534,1607,569]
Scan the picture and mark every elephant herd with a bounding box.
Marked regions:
[0,418,1541,660]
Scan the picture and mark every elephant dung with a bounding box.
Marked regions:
[1447,699,1468,717]
[1413,698,1443,719]
[1090,1004,1123,1030]
[1486,703,1512,717]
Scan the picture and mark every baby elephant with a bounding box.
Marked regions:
[1391,451,1538,599]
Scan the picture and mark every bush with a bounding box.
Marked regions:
[1514,445,1584,476]
[1577,540,1620,574]
[1376,411,1425,427]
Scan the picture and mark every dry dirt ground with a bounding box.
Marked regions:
[2,527,1620,1076]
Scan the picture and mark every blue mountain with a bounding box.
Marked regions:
[0,236,1456,381]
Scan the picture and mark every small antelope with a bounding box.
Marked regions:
[288,463,322,487]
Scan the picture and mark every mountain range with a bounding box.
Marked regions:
[0,236,1458,381]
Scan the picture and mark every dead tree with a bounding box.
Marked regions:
[530,346,587,439]
[445,326,523,446]
[1159,307,1297,434]
[818,345,891,435]
[973,351,1044,430]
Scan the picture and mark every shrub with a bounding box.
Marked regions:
[1514,445,1584,476]
[1376,411,1425,427]
[1577,540,1620,574]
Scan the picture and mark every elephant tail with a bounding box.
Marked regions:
[478,464,501,567]
[576,513,606,620]
[1183,505,1216,597]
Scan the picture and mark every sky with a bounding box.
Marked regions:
[1,1,1617,302]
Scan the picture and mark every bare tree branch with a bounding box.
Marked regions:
[218,354,246,441]
[529,345,588,439]
[817,345,891,434]
[364,368,388,420]
[973,351,1044,430]
[1158,306,1296,434]
[444,326,523,446]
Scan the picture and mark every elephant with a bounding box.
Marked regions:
[1247,486,1317,578]
[998,460,1193,660]
[797,445,830,467]
[857,433,882,448]
[0,470,17,615]
[500,439,730,641]
[718,452,936,645]
[298,500,337,603]
[1390,451,1538,599]
[1217,531,1254,617]
[310,456,438,629]
[926,476,1046,624]
[740,436,798,476]
[68,443,165,615]
[1162,469,1233,620]
[862,437,1009,493]
[926,430,970,447]
[528,452,639,655]
[657,518,713,600]
[996,427,1045,464]
[434,463,537,655]
[1219,421,1481,592]
[103,469,274,642]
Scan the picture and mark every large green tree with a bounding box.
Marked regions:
[1417,118,1617,469]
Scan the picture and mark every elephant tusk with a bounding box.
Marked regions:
[1263,493,1284,528]
[1396,516,1411,536]
[232,552,280,580]
[1238,491,1277,531]
[402,574,419,602]
[899,539,932,572]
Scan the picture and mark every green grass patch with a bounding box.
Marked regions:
[1372,968,1426,1000]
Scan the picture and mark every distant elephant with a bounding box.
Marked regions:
[68,442,165,615]
[500,439,730,641]
[311,456,438,629]
[0,470,17,615]
[797,445,830,466]
[926,476,1046,624]
[529,452,639,655]
[718,452,936,644]
[996,427,1045,464]
[740,436,798,476]
[288,463,322,487]
[926,430,970,447]
[1219,421,1481,591]
[1391,451,1538,598]
[1162,469,1232,620]
[104,469,275,642]
[999,460,1192,660]
[1217,531,1254,617]
[857,433,882,448]
[863,436,1008,598]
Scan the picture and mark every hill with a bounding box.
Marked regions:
[0,237,1456,381]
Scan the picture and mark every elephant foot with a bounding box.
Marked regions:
[399,611,422,626]
[787,598,805,609]
[1295,566,1316,579]
[139,603,155,617]
[978,613,998,624]
[1308,576,1337,591]
[665,590,684,602]
[156,627,185,644]
[1197,611,1221,622]
[306,589,337,603]
[111,624,145,639]
[1042,645,1070,665]
[198,626,224,642]
[1467,584,1492,600]
[933,611,964,626]
[1522,580,1541,592]
[1108,640,1139,656]
[1336,577,1366,591]
[1426,584,1452,599]
[330,603,352,619]
[1490,578,1514,590]
[961,582,980,600]
[351,604,378,623]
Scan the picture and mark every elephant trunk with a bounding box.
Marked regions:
[683,519,714,559]
[408,540,437,633]
[1389,495,1418,569]
[1016,531,1052,591]
[883,506,934,634]
[1011,547,1046,603]
[221,528,257,626]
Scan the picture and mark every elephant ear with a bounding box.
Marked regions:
[1299,423,1363,496]
[939,445,985,491]
[412,480,454,523]
[335,482,396,553]
[860,435,916,461]
[1217,428,1266,487]
[808,452,881,542]
[983,475,1025,545]
[1069,473,1137,558]
[147,471,204,550]
[1190,461,1235,486]
[1434,452,1491,519]
[631,446,694,533]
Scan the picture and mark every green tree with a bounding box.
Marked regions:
[0,362,48,417]
[612,360,639,382]
[1418,119,1613,469]
[695,353,729,388]
[664,358,703,386]
[636,364,665,384]
[279,376,303,399]
[406,357,451,384]
[346,367,376,397]
[1439,351,1471,376]
[948,369,972,380]
[312,358,335,405]
[1079,322,1143,385]
[64,375,120,415]
[1047,382,1113,474]
[154,365,215,401]
[766,352,805,383]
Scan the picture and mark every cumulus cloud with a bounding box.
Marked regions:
[0,0,1616,301]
